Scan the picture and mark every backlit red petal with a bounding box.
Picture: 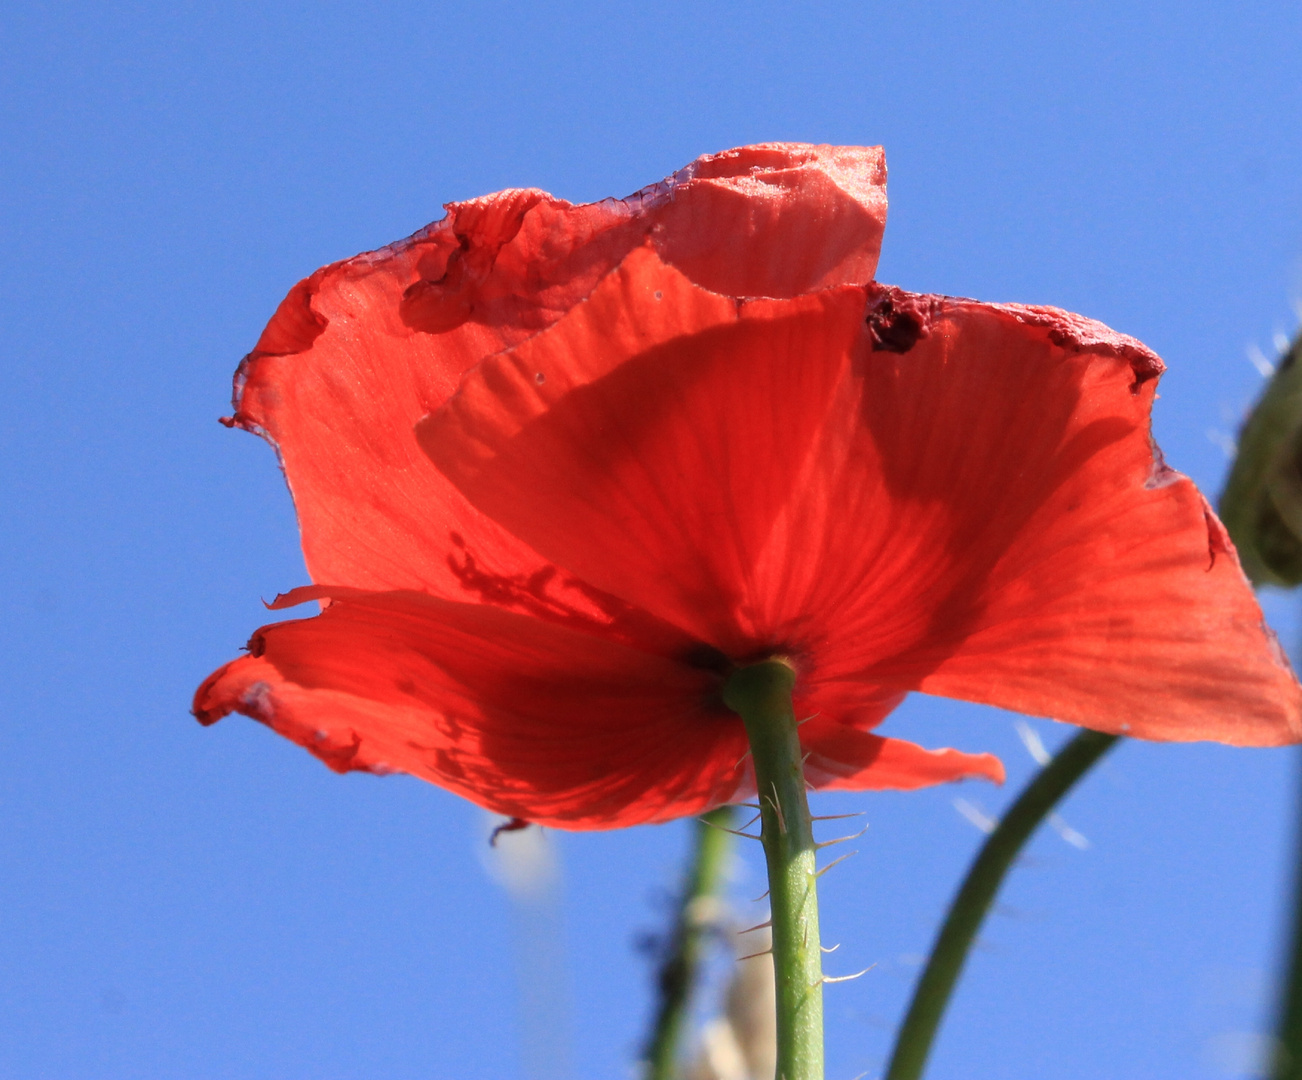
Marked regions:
[422,252,1299,747]
[649,143,887,297]
[769,288,1302,746]
[227,145,886,600]
[419,245,866,651]
[802,720,1005,792]
[193,591,748,829]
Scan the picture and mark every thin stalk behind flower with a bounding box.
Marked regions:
[722,660,824,1080]
[1273,747,1302,1080]
[643,805,737,1080]
[884,728,1120,1080]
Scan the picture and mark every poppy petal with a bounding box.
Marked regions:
[649,143,887,297]
[422,257,1299,747]
[790,683,1004,791]
[230,211,561,599]
[418,244,867,652]
[802,720,1006,791]
[193,591,749,829]
[763,287,1302,746]
[227,145,886,599]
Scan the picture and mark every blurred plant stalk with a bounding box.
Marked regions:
[644,806,738,1080]
[1220,328,1302,1080]
[1219,330,1302,587]
[1273,761,1302,1080]
[685,928,778,1080]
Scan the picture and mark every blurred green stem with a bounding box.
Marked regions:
[1273,748,1302,1080]
[884,728,1120,1080]
[1218,330,1302,586]
[643,804,736,1080]
[723,660,824,1080]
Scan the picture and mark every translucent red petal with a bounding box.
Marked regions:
[225,144,888,599]
[194,590,995,826]
[195,591,747,829]
[423,249,1301,747]
[199,143,1300,829]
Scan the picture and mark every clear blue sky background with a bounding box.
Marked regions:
[3,3,1302,1078]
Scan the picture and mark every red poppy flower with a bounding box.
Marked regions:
[195,143,1301,829]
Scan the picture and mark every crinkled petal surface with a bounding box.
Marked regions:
[423,249,1302,747]
[226,144,887,601]
[192,588,988,828]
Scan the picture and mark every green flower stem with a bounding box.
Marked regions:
[885,727,1120,1080]
[643,804,737,1080]
[1272,748,1302,1080]
[722,660,824,1080]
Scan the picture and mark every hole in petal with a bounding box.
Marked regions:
[865,286,931,353]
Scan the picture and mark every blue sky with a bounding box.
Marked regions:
[3,2,1301,1078]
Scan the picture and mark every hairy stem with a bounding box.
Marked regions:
[885,728,1119,1080]
[723,660,823,1080]
[643,804,736,1080]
